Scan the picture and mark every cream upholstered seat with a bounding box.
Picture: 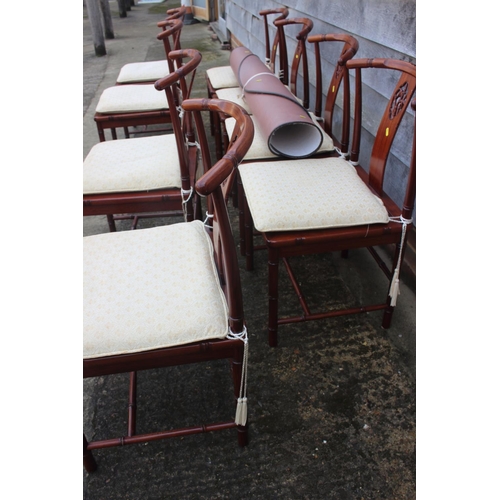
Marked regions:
[96,84,169,114]
[84,49,202,231]
[84,220,229,359]
[83,134,182,194]
[83,97,255,474]
[239,158,389,232]
[94,18,184,142]
[115,7,186,85]
[224,113,333,161]
[116,60,171,84]
[206,66,239,91]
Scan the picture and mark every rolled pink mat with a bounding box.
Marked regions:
[229,46,323,159]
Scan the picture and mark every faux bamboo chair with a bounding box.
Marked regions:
[207,8,289,159]
[227,34,359,257]
[238,58,416,346]
[84,49,202,232]
[115,6,186,85]
[94,19,183,142]
[83,98,255,473]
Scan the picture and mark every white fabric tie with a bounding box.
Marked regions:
[388,215,412,306]
[241,71,280,98]
[227,326,249,426]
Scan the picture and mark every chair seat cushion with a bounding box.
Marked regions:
[224,113,334,160]
[206,65,239,90]
[215,87,250,113]
[83,134,181,194]
[116,60,170,83]
[95,84,169,114]
[83,220,229,359]
[239,158,389,232]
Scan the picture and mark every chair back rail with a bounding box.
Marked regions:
[153,48,202,220]
[259,8,289,79]
[184,98,254,332]
[308,33,359,153]
[156,19,184,74]
[347,58,416,208]
[275,18,314,110]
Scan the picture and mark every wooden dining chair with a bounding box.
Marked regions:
[94,19,183,142]
[115,6,186,85]
[83,98,255,473]
[238,58,416,346]
[225,34,359,258]
[84,49,202,232]
[207,8,289,159]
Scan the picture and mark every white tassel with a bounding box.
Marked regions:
[387,215,412,307]
[235,397,248,426]
[227,326,249,427]
[389,277,400,306]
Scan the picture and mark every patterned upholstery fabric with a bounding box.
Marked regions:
[215,87,250,113]
[83,221,229,359]
[96,84,169,114]
[116,60,170,83]
[206,65,239,90]
[239,158,389,232]
[83,134,181,194]
[224,114,335,160]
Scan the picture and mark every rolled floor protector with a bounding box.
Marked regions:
[230,47,323,159]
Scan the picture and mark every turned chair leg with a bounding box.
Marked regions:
[106,214,117,232]
[268,249,279,347]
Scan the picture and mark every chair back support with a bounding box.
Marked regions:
[347,58,416,215]
[153,49,202,219]
[165,5,186,21]
[183,98,255,333]
[274,17,314,110]
[308,34,359,153]
[259,8,289,79]
[156,19,184,74]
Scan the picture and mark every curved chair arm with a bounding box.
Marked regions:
[259,7,289,19]
[183,99,254,197]
[156,18,183,41]
[275,17,314,40]
[154,49,202,91]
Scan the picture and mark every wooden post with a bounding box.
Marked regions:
[85,0,106,56]
[117,0,127,18]
[99,0,115,39]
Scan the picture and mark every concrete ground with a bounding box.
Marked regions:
[83,2,416,498]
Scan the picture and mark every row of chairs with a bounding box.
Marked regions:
[83,6,416,472]
[206,11,416,346]
[84,4,256,472]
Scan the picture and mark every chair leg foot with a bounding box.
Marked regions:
[237,425,248,447]
[83,435,97,473]
[382,305,394,329]
[268,329,278,347]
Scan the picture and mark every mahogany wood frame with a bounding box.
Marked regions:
[83,98,255,473]
[84,49,202,232]
[94,19,183,142]
[240,58,416,347]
